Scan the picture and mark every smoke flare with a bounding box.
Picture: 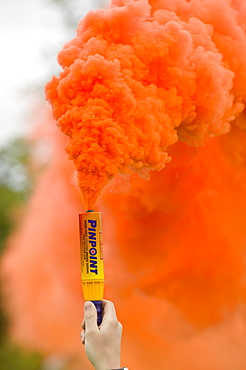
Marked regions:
[46,0,246,209]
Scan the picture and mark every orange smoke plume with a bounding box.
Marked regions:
[45,0,246,209]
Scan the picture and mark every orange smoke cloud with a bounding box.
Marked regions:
[105,128,246,329]
[45,0,245,209]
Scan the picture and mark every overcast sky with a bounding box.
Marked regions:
[0,0,108,147]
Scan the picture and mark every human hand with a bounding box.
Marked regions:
[81,300,122,370]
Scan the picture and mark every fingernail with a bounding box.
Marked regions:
[84,301,92,311]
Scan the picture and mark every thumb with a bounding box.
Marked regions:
[84,301,98,333]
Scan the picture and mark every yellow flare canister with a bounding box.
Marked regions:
[79,211,104,325]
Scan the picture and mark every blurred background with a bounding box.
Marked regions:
[0,1,108,369]
[1,1,246,370]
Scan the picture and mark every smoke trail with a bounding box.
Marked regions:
[46,0,245,209]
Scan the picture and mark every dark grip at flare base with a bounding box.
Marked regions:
[92,300,103,326]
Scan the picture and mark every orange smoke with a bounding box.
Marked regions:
[45,0,246,209]
[105,128,246,328]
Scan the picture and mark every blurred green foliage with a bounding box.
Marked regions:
[0,341,43,370]
[0,138,43,369]
[0,138,33,252]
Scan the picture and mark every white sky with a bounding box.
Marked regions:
[0,0,108,147]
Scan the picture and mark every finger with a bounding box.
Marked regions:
[83,301,98,334]
[102,299,118,322]
[80,330,85,345]
[81,318,85,330]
